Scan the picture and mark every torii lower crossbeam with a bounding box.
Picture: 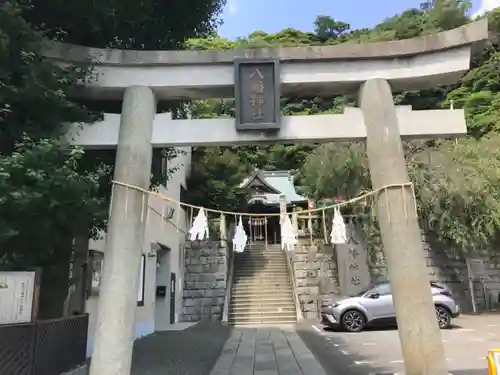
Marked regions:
[67,107,466,149]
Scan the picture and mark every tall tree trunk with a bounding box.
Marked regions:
[38,237,73,320]
[68,233,89,315]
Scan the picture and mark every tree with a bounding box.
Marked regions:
[186,148,249,213]
[25,0,227,49]
[184,1,500,261]
[0,0,228,318]
[410,135,500,256]
[0,0,107,318]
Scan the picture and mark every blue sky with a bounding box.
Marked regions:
[218,0,487,39]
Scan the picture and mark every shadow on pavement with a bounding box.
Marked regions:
[297,322,486,375]
[296,323,389,375]
[322,323,464,333]
[130,321,232,375]
[451,370,488,375]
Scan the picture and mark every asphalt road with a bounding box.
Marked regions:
[130,321,232,375]
[297,314,498,375]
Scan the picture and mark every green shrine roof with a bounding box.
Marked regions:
[240,170,308,205]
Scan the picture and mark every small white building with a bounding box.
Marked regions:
[85,147,191,356]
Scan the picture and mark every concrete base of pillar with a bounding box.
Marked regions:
[61,364,88,375]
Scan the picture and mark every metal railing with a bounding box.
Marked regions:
[0,314,88,375]
[222,245,235,324]
[284,247,303,322]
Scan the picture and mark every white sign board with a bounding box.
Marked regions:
[0,271,35,324]
[137,255,145,305]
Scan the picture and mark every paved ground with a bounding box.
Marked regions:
[297,313,499,375]
[73,322,329,375]
[130,321,232,375]
[67,321,234,375]
[209,326,328,375]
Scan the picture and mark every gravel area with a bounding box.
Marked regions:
[130,322,232,375]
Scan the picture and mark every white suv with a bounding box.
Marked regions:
[321,281,460,332]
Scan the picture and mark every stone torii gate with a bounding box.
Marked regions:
[45,20,488,375]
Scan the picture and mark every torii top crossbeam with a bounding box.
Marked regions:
[46,20,489,148]
[45,20,487,101]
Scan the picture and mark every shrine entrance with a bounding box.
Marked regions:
[51,20,488,375]
[241,169,308,246]
[246,203,280,245]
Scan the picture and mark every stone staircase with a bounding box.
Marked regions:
[228,243,297,326]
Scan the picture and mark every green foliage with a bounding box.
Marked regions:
[1,0,227,317]
[0,0,97,154]
[410,135,500,255]
[186,148,250,213]
[297,143,370,200]
[0,0,102,269]
[24,0,226,49]
[185,0,500,259]
[0,136,108,268]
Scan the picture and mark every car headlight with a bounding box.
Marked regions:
[329,302,339,308]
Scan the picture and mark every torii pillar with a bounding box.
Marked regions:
[360,78,447,375]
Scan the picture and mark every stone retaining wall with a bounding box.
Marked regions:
[289,223,500,318]
[290,238,339,319]
[181,240,228,322]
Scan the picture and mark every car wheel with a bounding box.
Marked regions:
[341,310,366,332]
[435,306,451,329]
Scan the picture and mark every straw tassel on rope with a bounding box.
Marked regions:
[109,180,417,222]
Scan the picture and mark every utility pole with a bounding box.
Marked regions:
[359,78,447,375]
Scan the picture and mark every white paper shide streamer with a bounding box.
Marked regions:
[330,207,347,244]
[188,208,209,241]
[281,214,298,251]
[233,217,247,253]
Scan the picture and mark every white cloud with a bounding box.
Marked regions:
[473,0,500,17]
[227,0,238,14]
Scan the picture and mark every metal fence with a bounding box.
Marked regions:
[0,314,88,375]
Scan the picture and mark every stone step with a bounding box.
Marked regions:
[232,288,291,294]
[233,277,290,282]
[229,310,297,319]
[236,261,286,264]
[235,267,288,271]
[236,253,285,257]
[231,292,293,300]
[231,292,293,299]
[232,288,291,293]
[236,254,284,258]
[229,299,294,308]
[235,263,287,267]
[233,279,291,289]
[229,300,294,306]
[233,279,290,285]
[230,305,295,312]
[236,249,285,257]
[235,269,288,274]
[234,278,290,283]
[232,290,292,295]
[235,274,289,279]
[228,321,297,327]
[228,315,297,325]
[236,253,284,256]
[229,305,295,313]
[234,270,289,275]
[239,256,284,258]
[234,264,288,272]
[235,273,288,276]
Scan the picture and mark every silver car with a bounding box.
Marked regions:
[321,281,460,332]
